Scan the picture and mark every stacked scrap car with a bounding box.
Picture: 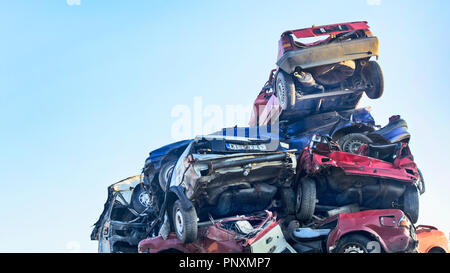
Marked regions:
[416,225,449,253]
[252,107,411,154]
[90,21,436,254]
[144,134,297,243]
[286,209,417,253]
[250,21,383,125]
[91,175,154,253]
[138,210,296,253]
[92,134,298,252]
[295,135,423,224]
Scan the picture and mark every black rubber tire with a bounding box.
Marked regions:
[428,247,446,253]
[417,169,425,195]
[158,159,178,191]
[363,61,384,99]
[130,184,151,214]
[338,133,373,154]
[295,177,316,222]
[279,187,296,215]
[172,200,198,244]
[402,186,419,224]
[275,70,296,110]
[336,234,381,253]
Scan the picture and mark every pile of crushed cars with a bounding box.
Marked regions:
[91,22,448,253]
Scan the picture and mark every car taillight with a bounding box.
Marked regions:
[398,215,410,228]
[277,35,295,59]
[364,30,374,37]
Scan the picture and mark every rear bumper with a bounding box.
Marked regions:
[305,151,418,182]
[277,37,379,74]
[184,151,297,200]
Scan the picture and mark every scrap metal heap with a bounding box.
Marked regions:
[91,22,447,253]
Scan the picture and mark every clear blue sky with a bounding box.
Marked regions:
[0,0,449,252]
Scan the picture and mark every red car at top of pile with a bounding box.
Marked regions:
[250,21,384,126]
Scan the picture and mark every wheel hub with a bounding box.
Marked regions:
[138,192,151,207]
[345,140,365,153]
[175,209,184,236]
[343,245,366,253]
[277,81,287,108]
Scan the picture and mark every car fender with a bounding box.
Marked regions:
[331,124,374,140]
[169,186,194,210]
[368,127,410,144]
[416,226,450,253]
[143,140,192,183]
[327,226,386,253]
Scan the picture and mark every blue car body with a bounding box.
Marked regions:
[215,108,409,154]
[281,108,374,152]
[142,108,410,183]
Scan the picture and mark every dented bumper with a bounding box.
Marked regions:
[277,37,379,74]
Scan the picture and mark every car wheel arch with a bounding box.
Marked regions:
[157,248,186,253]
[427,246,446,253]
[365,133,391,145]
[329,230,387,253]
[332,125,374,141]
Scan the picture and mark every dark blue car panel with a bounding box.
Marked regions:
[374,126,410,143]
[281,108,376,152]
[142,109,410,186]
[279,91,364,120]
[143,139,192,179]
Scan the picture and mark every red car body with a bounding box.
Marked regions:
[277,21,373,60]
[250,21,380,126]
[299,142,419,184]
[323,209,418,253]
[295,135,422,223]
[249,69,281,126]
[137,211,291,253]
[138,229,244,253]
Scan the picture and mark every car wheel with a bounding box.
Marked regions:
[131,184,152,214]
[417,169,425,195]
[402,186,419,224]
[295,177,316,222]
[428,247,446,253]
[362,61,384,99]
[275,70,296,110]
[158,159,178,191]
[279,187,296,215]
[338,133,373,154]
[336,234,381,253]
[172,200,198,244]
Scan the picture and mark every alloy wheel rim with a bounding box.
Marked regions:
[277,80,287,109]
[343,244,366,253]
[345,140,365,153]
[138,192,151,207]
[175,209,184,236]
